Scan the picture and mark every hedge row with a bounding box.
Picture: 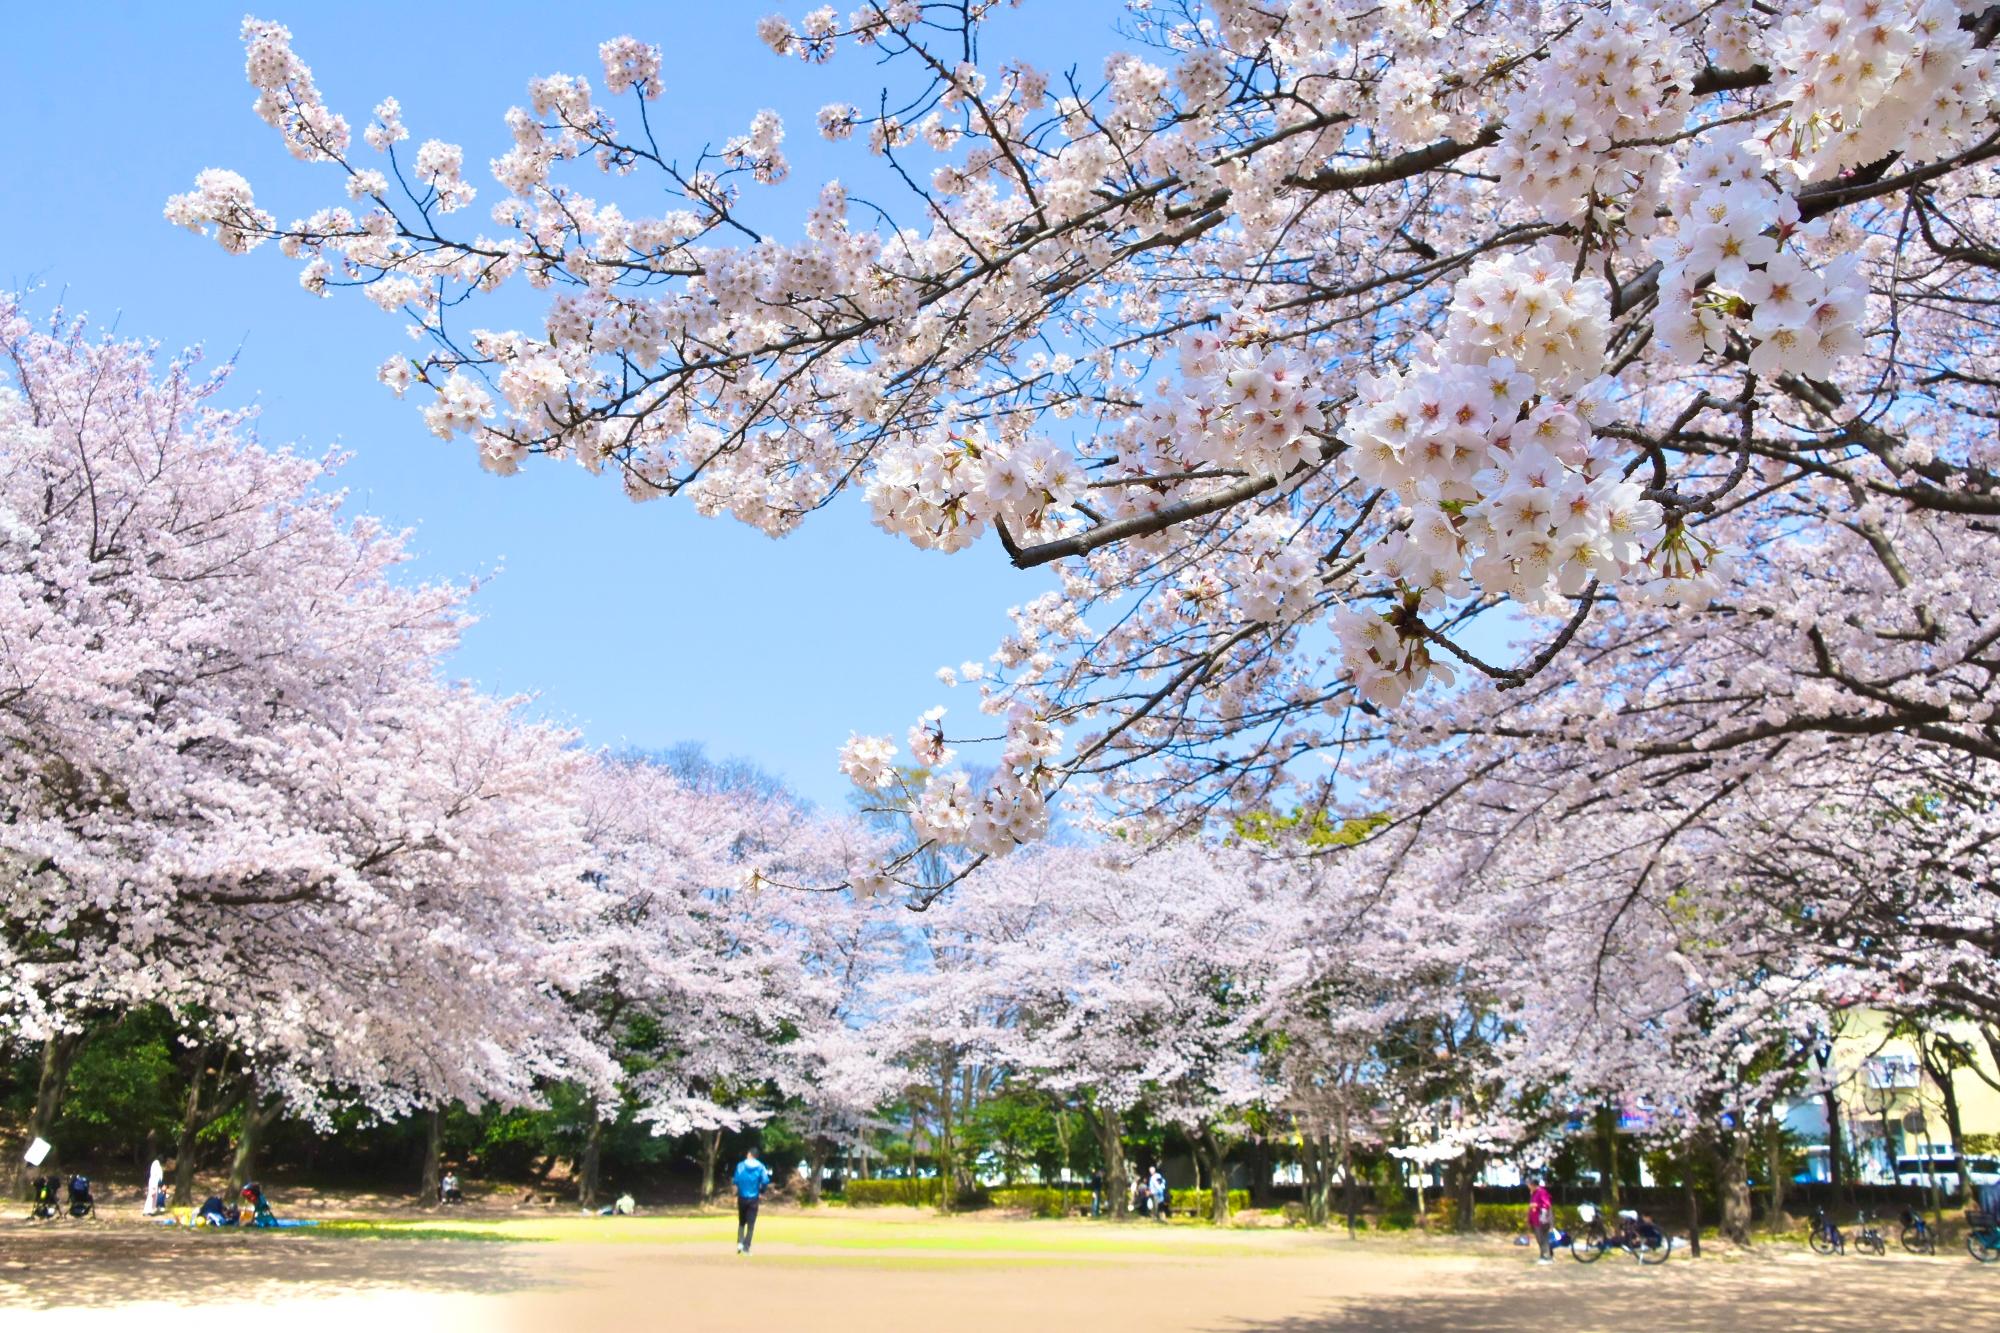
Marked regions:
[1440,1201,1588,1233]
[843,1178,942,1207]
[989,1186,1071,1218]
[1169,1188,1251,1215]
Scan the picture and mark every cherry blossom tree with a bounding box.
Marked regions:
[0,297,613,1194]
[882,840,1291,1215]
[572,751,899,1202]
[171,3,2000,890]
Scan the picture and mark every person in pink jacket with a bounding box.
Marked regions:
[1527,1179,1556,1264]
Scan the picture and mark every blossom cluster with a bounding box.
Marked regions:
[1337,250,1662,704]
[1773,0,1997,179]
[1650,137,1868,380]
[865,428,1082,553]
[1494,3,1690,240]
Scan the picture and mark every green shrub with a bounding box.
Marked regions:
[1439,1201,1589,1233]
[1379,1206,1417,1230]
[842,1178,942,1207]
[1169,1188,1251,1216]
[989,1186,1071,1218]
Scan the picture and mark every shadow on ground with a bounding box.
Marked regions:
[0,1228,550,1310]
[1211,1251,2000,1333]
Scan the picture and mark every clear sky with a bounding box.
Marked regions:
[0,2,1128,807]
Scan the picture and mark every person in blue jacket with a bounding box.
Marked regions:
[733,1147,773,1254]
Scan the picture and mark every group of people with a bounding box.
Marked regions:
[1133,1167,1171,1220]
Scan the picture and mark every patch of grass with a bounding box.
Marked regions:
[315,1221,523,1244]
[296,1213,1294,1259]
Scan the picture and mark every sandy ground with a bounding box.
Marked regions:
[1,1211,1996,1332]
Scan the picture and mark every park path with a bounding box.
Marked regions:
[2,1222,1996,1331]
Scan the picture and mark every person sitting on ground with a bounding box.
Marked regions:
[241,1182,277,1227]
[196,1195,236,1226]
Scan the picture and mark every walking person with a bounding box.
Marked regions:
[733,1147,772,1255]
[1149,1167,1168,1223]
[1527,1177,1555,1264]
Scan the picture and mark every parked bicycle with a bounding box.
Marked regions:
[1569,1203,1672,1265]
[1969,1207,1999,1264]
[1808,1208,1845,1256]
[1850,1209,1886,1257]
[1899,1207,1936,1256]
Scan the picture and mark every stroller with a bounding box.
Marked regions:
[27,1176,57,1221]
[66,1174,95,1219]
[240,1182,277,1227]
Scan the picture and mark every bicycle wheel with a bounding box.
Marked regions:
[1971,1231,2000,1264]
[1640,1232,1672,1265]
[1858,1234,1884,1257]
[1900,1223,1932,1255]
[1571,1223,1607,1263]
[1809,1224,1841,1256]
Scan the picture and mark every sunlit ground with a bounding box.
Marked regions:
[2,1207,1995,1331]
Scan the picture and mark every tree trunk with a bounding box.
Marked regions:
[1197,1124,1230,1224]
[227,1073,281,1193]
[1298,1132,1326,1227]
[1452,1149,1481,1233]
[1936,1064,1967,1164]
[1082,1103,1130,1220]
[172,1061,207,1208]
[1338,1107,1358,1238]
[1682,1142,1703,1259]
[420,1107,443,1206]
[932,1057,963,1211]
[1052,1106,1073,1213]
[1714,1127,1752,1245]
[14,1031,82,1200]
[171,1047,237,1208]
[578,1102,603,1208]
[1764,1114,1786,1233]
[1247,1137,1276,1208]
[806,1139,828,1205]
[699,1129,722,1205]
[1821,1085,1848,1195]
[1596,1105,1622,1210]
[1301,1131,1338,1227]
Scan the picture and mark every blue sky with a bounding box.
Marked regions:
[0,2,1129,807]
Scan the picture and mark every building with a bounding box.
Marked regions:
[1782,1011,2000,1186]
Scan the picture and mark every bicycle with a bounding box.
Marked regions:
[1898,1207,1936,1256]
[1968,1208,2000,1264]
[1808,1208,1845,1256]
[1569,1204,1672,1265]
[1850,1209,1886,1257]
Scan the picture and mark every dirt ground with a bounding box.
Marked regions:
[1,1209,1996,1332]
